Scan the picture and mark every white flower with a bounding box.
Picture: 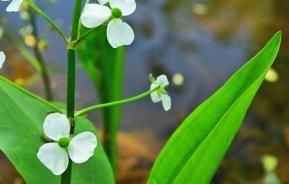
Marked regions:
[150,75,171,111]
[80,0,136,48]
[37,113,97,175]
[0,51,6,69]
[1,0,23,12]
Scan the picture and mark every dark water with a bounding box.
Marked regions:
[1,0,289,183]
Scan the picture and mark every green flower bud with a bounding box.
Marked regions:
[111,8,122,18]
[149,74,156,83]
[58,137,70,148]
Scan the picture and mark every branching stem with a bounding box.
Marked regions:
[75,86,160,117]
[61,0,83,183]
[27,0,69,45]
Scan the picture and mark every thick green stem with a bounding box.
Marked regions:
[75,86,161,117]
[66,49,76,122]
[70,0,83,41]
[61,162,72,184]
[61,0,83,183]
[28,8,53,101]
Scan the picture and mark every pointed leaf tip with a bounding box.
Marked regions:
[148,32,281,184]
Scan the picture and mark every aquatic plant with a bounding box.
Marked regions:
[0,0,282,183]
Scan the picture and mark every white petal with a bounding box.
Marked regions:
[161,94,171,111]
[6,0,23,12]
[37,143,69,175]
[107,18,134,48]
[68,132,97,164]
[98,0,109,5]
[0,51,6,69]
[43,113,70,141]
[150,83,162,103]
[109,0,136,16]
[157,75,169,88]
[80,4,111,29]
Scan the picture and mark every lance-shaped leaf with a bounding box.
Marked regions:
[148,32,282,184]
[0,77,114,184]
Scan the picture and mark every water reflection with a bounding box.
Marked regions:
[0,0,289,183]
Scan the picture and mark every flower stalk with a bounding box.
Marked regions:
[66,50,76,125]
[75,85,161,117]
[62,0,83,183]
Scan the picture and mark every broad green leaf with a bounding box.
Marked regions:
[148,32,282,184]
[0,77,114,184]
[77,26,124,171]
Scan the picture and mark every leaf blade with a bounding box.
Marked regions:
[148,32,282,184]
[0,77,114,184]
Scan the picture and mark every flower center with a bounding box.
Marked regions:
[58,137,70,148]
[111,8,122,18]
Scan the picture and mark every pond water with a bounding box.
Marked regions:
[0,0,289,183]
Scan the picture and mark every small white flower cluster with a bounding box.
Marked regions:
[1,0,136,48]
[37,113,97,175]
[80,0,136,48]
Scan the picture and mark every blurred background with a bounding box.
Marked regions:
[0,0,289,183]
